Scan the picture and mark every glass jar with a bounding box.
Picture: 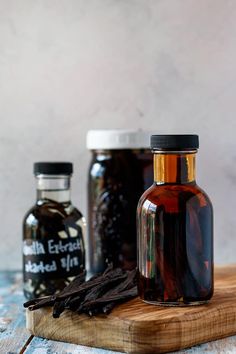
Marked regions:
[137,135,213,306]
[87,130,153,274]
[23,162,86,299]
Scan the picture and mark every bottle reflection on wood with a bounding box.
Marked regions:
[137,135,213,306]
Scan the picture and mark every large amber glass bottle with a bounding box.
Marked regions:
[137,135,213,306]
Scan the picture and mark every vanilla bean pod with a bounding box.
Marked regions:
[52,270,86,318]
[24,270,86,311]
[65,270,127,312]
[24,266,138,317]
[55,268,120,301]
[76,274,127,313]
[80,286,138,312]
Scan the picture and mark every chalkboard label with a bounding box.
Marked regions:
[23,238,83,281]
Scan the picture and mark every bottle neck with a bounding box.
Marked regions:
[153,151,196,184]
[36,175,71,203]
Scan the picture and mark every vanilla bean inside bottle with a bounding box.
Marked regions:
[23,162,85,299]
[137,135,213,306]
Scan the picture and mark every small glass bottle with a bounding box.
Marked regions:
[87,130,153,274]
[137,135,213,306]
[23,162,86,299]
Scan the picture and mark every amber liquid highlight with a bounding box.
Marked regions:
[137,152,213,305]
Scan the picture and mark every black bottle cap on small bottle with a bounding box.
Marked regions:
[151,135,199,150]
[34,162,73,175]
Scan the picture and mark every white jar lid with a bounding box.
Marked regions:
[86,129,152,150]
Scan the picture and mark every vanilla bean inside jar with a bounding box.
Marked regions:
[87,130,153,274]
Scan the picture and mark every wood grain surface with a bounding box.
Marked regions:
[26,265,236,354]
[0,271,32,354]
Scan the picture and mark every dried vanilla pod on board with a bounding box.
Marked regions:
[24,266,138,317]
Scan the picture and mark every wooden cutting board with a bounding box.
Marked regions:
[26,265,236,354]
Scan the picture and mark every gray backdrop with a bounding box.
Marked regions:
[0,0,235,269]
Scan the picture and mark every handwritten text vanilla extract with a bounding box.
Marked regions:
[23,162,85,299]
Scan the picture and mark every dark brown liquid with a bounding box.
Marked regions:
[137,183,213,304]
[23,199,85,299]
[88,149,153,274]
